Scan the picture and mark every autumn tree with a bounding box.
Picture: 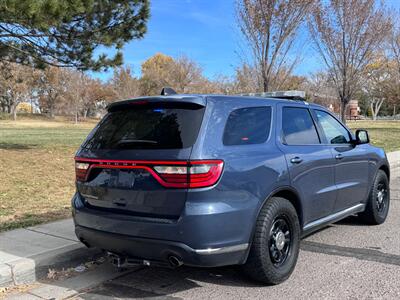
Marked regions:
[140,53,175,95]
[388,16,400,116]
[38,66,68,118]
[168,56,204,93]
[236,0,313,92]
[303,72,339,108]
[110,66,140,99]
[140,53,205,95]
[0,0,149,70]
[0,62,37,120]
[308,0,391,123]
[361,56,395,120]
[232,63,261,93]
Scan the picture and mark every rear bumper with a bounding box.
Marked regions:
[72,192,255,267]
[75,225,248,267]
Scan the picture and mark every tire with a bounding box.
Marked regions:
[243,197,300,285]
[359,170,390,225]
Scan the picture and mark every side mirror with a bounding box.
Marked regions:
[355,129,369,145]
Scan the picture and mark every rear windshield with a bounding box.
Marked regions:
[82,105,205,150]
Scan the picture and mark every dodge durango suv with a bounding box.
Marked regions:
[72,94,390,284]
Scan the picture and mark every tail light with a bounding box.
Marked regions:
[74,158,224,189]
[75,162,90,181]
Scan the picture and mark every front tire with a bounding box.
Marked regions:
[359,170,390,225]
[243,197,300,285]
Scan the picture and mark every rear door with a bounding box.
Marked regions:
[277,104,337,224]
[75,100,206,218]
[312,109,370,211]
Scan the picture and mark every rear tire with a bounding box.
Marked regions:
[359,170,390,225]
[243,197,300,285]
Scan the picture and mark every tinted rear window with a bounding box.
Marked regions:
[83,106,205,150]
[223,107,272,146]
[282,107,320,145]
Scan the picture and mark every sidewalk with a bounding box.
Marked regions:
[0,219,101,287]
[388,150,400,170]
[1,151,400,289]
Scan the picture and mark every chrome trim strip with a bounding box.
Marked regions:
[303,203,365,231]
[194,243,249,255]
[81,193,99,200]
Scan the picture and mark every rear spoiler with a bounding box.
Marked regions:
[107,96,206,112]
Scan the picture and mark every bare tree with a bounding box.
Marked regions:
[389,14,400,117]
[38,66,68,118]
[308,0,391,123]
[0,62,36,120]
[110,66,140,99]
[169,55,204,93]
[236,0,313,92]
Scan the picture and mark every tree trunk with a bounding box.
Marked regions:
[340,102,347,124]
[394,104,397,119]
[370,99,384,121]
[11,105,17,121]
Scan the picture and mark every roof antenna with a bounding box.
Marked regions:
[161,87,177,96]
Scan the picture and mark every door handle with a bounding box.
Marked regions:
[290,157,303,164]
[335,154,344,160]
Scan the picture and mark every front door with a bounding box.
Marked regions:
[312,109,370,212]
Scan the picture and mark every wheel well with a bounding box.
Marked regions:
[379,165,390,180]
[272,189,303,227]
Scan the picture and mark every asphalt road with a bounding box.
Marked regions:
[74,169,400,300]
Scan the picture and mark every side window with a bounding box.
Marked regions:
[223,107,272,146]
[282,107,320,145]
[314,110,351,144]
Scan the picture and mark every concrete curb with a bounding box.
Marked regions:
[0,243,102,287]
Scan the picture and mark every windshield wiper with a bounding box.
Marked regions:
[117,139,158,145]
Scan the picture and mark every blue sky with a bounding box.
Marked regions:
[91,0,400,81]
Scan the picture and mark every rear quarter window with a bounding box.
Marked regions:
[223,107,272,146]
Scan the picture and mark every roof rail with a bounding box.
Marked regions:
[160,87,177,96]
[239,90,306,102]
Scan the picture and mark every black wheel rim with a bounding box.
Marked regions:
[376,182,388,213]
[268,216,291,267]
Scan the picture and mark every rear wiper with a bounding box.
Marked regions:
[117,139,158,145]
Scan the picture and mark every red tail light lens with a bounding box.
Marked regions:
[74,158,224,188]
[75,162,90,181]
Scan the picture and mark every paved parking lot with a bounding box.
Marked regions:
[71,169,400,300]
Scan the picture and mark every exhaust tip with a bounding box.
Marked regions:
[168,255,183,267]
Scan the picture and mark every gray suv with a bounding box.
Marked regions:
[72,94,390,284]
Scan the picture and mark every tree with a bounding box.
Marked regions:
[304,71,340,108]
[140,53,206,95]
[236,0,313,92]
[0,0,149,70]
[233,63,261,93]
[38,66,68,118]
[0,62,36,120]
[140,53,175,95]
[388,17,400,116]
[308,0,391,123]
[110,66,140,99]
[362,56,394,120]
[168,56,204,93]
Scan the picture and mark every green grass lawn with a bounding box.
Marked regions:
[0,118,96,231]
[347,120,400,153]
[0,118,399,232]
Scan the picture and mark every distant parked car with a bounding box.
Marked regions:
[72,94,390,284]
